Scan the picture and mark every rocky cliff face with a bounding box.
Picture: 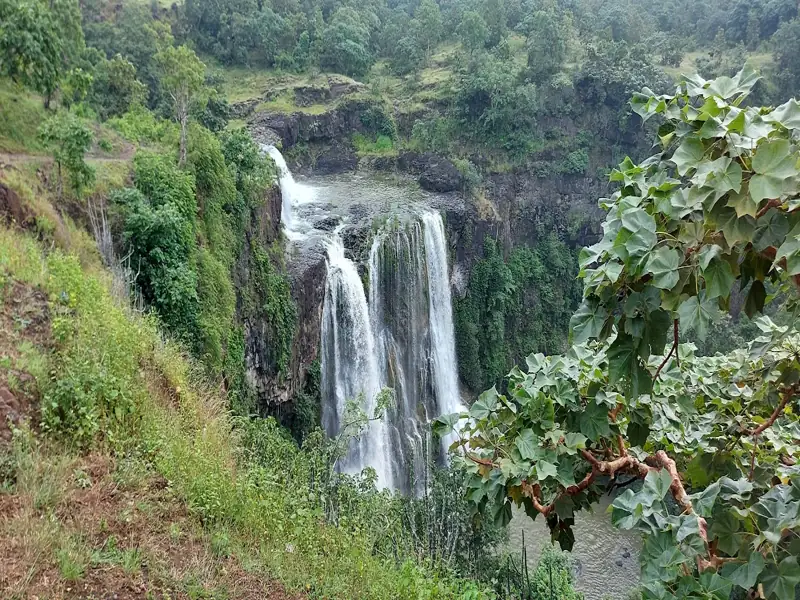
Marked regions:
[234,183,324,414]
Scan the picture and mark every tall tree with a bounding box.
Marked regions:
[413,0,443,57]
[155,45,205,166]
[456,10,488,54]
[0,0,63,107]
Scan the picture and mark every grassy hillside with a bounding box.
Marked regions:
[0,80,501,599]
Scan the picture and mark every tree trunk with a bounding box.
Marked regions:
[178,111,187,167]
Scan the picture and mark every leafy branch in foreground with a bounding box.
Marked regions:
[436,66,800,600]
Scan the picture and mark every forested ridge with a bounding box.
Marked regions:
[1,0,800,598]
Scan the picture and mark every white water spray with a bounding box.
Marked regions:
[263,145,316,239]
[321,235,391,488]
[421,211,465,453]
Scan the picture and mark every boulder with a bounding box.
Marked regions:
[313,144,358,175]
[418,156,463,193]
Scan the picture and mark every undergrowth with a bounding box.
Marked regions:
[0,224,498,599]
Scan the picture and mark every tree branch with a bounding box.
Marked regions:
[654,319,680,380]
[756,198,782,219]
[743,384,797,437]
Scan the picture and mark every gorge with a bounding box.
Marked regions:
[268,143,464,493]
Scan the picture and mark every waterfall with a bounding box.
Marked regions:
[421,212,465,454]
[263,145,316,238]
[365,211,463,493]
[265,149,462,492]
[321,235,391,488]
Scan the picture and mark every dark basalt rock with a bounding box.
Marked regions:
[313,215,342,232]
[313,143,358,175]
[418,157,463,193]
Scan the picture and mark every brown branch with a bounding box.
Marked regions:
[654,319,680,380]
[756,198,782,219]
[743,384,797,437]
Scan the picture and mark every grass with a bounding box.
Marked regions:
[0,79,48,154]
[660,50,774,79]
[255,92,331,115]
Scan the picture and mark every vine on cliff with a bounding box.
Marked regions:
[437,67,800,599]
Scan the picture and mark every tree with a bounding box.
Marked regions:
[437,68,800,599]
[413,0,443,57]
[524,10,569,81]
[155,45,205,166]
[456,11,488,54]
[319,8,373,77]
[89,55,147,119]
[772,19,800,100]
[38,112,94,199]
[0,0,63,106]
[481,0,507,47]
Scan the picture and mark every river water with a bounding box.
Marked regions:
[508,496,641,600]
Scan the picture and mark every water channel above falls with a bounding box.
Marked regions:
[267,146,640,595]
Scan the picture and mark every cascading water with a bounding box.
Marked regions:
[367,212,463,493]
[263,144,316,238]
[321,234,392,488]
[421,212,466,453]
[265,146,461,492]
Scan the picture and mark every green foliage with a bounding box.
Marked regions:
[522,8,571,82]
[0,0,65,104]
[455,50,537,156]
[155,45,205,164]
[38,112,95,198]
[772,19,800,101]
[359,103,397,139]
[440,69,800,600]
[352,133,394,155]
[89,54,147,120]
[118,153,199,344]
[457,11,488,54]
[455,235,580,391]
[107,106,179,146]
[249,239,297,378]
[319,8,372,77]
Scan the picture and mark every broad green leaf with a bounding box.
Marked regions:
[726,188,758,219]
[536,459,558,480]
[721,552,765,590]
[555,456,577,487]
[709,510,740,555]
[643,468,673,501]
[698,244,723,270]
[564,432,587,451]
[702,257,735,299]
[678,292,718,340]
[750,139,799,203]
[744,280,766,318]
[717,208,756,246]
[570,299,608,343]
[689,480,720,517]
[646,247,681,289]
[775,223,800,276]
[764,98,800,130]
[432,413,461,437]
[671,137,705,176]
[761,556,800,600]
[470,387,497,419]
[516,429,539,460]
[579,401,611,441]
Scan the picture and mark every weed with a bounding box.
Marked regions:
[56,536,90,581]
